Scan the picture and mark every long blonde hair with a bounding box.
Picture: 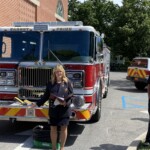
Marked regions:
[51,64,68,84]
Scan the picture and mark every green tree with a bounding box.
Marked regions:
[69,0,99,27]
[68,0,150,60]
[68,0,81,21]
[112,0,150,60]
[94,1,120,47]
[68,0,119,40]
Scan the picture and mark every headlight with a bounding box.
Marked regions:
[0,79,7,85]
[66,71,84,88]
[73,81,83,88]
[0,72,6,77]
[0,78,15,86]
[0,70,16,86]
[67,73,73,78]
[7,72,15,77]
[73,73,82,78]
[72,96,85,108]
[7,79,15,85]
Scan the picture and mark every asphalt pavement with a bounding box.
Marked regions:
[127,131,147,150]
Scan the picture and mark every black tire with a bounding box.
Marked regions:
[108,74,110,86]
[90,82,102,123]
[103,88,108,98]
[134,82,147,90]
[90,100,101,122]
[103,76,109,98]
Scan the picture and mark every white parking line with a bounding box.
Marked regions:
[14,136,33,150]
[140,110,148,114]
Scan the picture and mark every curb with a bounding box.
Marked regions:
[127,132,147,150]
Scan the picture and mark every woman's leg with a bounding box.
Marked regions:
[60,125,68,150]
[50,126,57,150]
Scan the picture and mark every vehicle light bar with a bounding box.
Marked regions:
[13,21,83,27]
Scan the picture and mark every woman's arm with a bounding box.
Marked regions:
[65,80,74,106]
[36,82,51,107]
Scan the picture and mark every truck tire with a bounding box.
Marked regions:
[103,79,108,98]
[90,82,102,122]
[134,82,147,90]
[103,75,109,98]
[103,87,108,98]
[90,100,101,123]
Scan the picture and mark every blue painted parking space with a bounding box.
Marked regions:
[122,96,148,109]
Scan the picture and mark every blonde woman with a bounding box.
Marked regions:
[32,64,73,150]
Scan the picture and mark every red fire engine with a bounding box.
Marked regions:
[0,21,110,123]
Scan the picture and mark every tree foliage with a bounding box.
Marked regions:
[114,0,150,59]
[68,0,150,60]
[68,0,99,27]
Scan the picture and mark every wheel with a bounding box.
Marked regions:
[134,82,147,90]
[90,81,102,122]
[108,74,110,86]
[90,100,101,122]
[103,76,109,98]
[103,87,108,98]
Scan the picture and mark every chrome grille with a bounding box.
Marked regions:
[18,67,52,100]
[19,67,51,87]
[19,89,45,99]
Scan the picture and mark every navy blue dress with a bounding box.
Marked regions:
[36,80,73,126]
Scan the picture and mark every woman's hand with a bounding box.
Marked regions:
[60,101,66,107]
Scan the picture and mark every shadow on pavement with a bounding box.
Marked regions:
[110,79,133,88]
[0,121,46,144]
[110,79,147,93]
[115,88,147,93]
[91,144,127,150]
[131,118,149,123]
[66,122,85,146]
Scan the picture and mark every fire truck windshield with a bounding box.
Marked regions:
[42,31,93,62]
[0,31,40,61]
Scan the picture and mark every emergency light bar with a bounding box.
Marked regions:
[13,21,83,27]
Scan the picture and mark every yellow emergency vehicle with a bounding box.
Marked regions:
[126,57,150,90]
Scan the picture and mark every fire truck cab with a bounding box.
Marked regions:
[126,57,150,90]
[0,21,110,123]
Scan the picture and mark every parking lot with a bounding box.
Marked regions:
[0,72,149,150]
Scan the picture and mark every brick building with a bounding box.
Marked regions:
[0,0,68,26]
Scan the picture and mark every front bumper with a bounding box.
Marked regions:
[0,100,93,122]
[126,76,148,83]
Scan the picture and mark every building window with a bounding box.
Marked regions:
[56,0,64,18]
